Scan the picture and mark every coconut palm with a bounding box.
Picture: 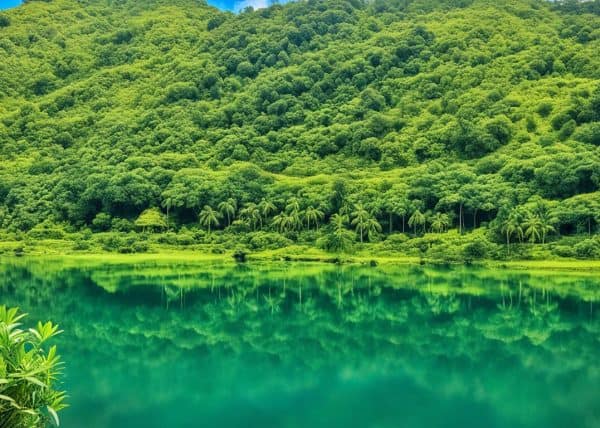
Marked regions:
[258,198,277,221]
[365,217,382,241]
[331,212,349,229]
[430,212,450,233]
[351,204,371,243]
[218,198,237,227]
[408,209,426,235]
[304,206,324,231]
[240,203,261,231]
[199,205,221,234]
[523,212,544,243]
[162,195,176,231]
[501,208,524,252]
[285,197,301,214]
[535,209,556,244]
[323,213,354,252]
[272,212,294,233]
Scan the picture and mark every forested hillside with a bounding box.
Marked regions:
[0,0,599,258]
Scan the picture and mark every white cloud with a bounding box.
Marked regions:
[234,0,269,11]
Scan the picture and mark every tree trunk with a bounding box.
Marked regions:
[389,212,393,234]
[473,208,478,229]
[402,215,405,233]
[459,203,463,234]
[165,207,169,231]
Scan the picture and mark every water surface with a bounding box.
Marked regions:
[0,259,598,427]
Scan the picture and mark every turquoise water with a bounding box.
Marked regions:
[1,259,599,427]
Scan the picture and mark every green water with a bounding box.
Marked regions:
[0,259,599,428]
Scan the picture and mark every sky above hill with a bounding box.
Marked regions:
[0,0,21,9]
[0,0,290,12]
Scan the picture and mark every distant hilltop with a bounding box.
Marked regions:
[0,0,293,11]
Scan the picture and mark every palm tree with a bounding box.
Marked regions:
[161,196,175,232]
[272,212,294,233]
[218,198,237,227]
[240,203,261,231]
[534,206,556,244]
[501,208,523,252]
[258,198,276,222]
[523,212,543,243]
[365,217,382,242]
[325,213,354,252]
[351,204,371,243]
[285,197,301,214]
[304,206,324,231]
[430,212,450,233]
[331,212,349,229]
[199,205,221,234]
[408,209,426,235]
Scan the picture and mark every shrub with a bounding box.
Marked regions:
[552,245,576,258]
[381,233,409,251]
[573,238,600,258]
[247,231,292,250]
[92,213,112,232]
[462,237,489,260]
[0,306,67,427]
[26,224,66,240]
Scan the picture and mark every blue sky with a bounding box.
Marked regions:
[0,0,22,10]
[0,0,289,12]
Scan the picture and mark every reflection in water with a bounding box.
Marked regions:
[0,259,599,428]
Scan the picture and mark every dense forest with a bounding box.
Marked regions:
[0,0,599,259]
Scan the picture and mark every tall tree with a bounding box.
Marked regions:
[218,198,237,227]
[304,206,324,231]
[408,209,426,235]
[199,205,221,234]
[430,212,450,233]
[351,204,371,243]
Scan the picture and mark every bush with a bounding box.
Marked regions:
[92,213,112,232]
[73,239,91,251]
[573,238,600,258]
[156,232,196,246]
[247,231,292,250]
[26,224,66,240]
[462,237,489,260]
[381,233,410,251]
[0,306,67,427]
[98,233,149,253]
[111,217,134,232]
[552,245,576,258]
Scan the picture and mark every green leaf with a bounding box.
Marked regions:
[47,405,60,426]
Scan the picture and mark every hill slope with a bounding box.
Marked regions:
[0,0,598,256]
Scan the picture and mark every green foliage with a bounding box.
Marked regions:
[135,208,167,232]
[0,0,598,260]
[0,306,66,428]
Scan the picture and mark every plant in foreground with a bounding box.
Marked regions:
[0,306,66,428]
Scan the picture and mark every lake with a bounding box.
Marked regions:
[0,258,599,427]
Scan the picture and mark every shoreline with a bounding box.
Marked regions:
[1,248,600,272]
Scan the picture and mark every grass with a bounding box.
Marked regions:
[0,237,599,273]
